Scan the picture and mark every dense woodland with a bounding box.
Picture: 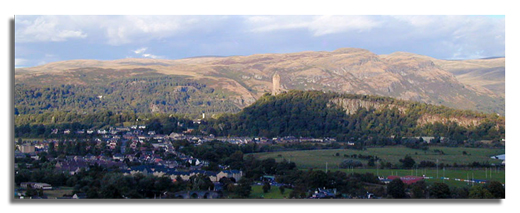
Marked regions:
[15,75,239,116]
[200,91,504,142]
[16,90,504,143]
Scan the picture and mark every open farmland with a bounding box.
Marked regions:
[248,146,504,169]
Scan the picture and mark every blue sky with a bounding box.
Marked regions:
[14,15,505,68]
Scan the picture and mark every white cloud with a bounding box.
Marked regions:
[15,58,28,67]
[245,15,382,36]
[246,16,310,33]
[131,47,162,59]
[142,53,159,59]
[133,47,147,54]
[392,15,436,27]
[308,16,382,36]
[15,15,228,46]
[101,16,227,45]
[15,16,87,43]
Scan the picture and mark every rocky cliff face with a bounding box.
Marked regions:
[329,97,484,128]
[328,98,407,115]
[417,114,483,127]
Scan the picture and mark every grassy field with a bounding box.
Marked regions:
[43,187,74,198]
[248,146,504,169]
[250,185,293,199]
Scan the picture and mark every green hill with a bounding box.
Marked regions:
[201,90,504,142]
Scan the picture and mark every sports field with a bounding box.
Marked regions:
[249,146,505,187]
[249,146,504,169]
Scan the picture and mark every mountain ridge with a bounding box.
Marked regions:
[15,48,505,115]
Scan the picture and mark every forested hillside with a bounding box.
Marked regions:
[15,74,240,116]
[200,91,504,142]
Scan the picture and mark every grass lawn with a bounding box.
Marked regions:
[250,185,293,199]
[43,187,74,198]
[248,146,504,169]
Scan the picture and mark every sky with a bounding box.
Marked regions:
[14,15,505,68]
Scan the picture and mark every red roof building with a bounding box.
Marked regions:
[387,175,424,184]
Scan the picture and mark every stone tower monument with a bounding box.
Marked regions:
[272,73,281,95]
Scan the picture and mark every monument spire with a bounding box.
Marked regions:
[272,72,281,95]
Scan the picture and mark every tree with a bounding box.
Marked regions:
[307,170,328,189]
[48,142,57,157]
[451,187,469,199]
[485,181,505,198]
[387,178,406,198]
[189,174,214,191]
[368,158,375,167]
[469,185,494,199]
[262,182,271,193]
[429,183,451,198]
[289,184,308,199]
[339,159,363,168]
[25,187,42,197]
[202,162,220,172]
[235,178,252,198]
[399,155,416,169]
[279,186,286,195]
[410,181,426,198]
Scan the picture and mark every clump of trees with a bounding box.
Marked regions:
[399,155,416,169]
[339,159,363,168]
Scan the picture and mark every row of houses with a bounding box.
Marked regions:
[51,125,148,135]
[55,158,127,175]
[124,165,243,182]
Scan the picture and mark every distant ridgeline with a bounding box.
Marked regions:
[199,90,504,142]
[15,75,240,116]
